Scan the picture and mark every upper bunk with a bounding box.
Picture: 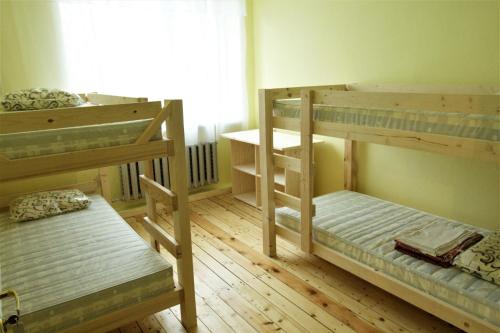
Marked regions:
[0,93,178,182]
[261,84,499,163]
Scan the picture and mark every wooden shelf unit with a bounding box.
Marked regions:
[222,129,321,209]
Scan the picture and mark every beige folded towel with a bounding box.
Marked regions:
[396,223,477,257]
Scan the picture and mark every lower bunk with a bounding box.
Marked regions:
[275,191,499,331]
[0,195,179,333]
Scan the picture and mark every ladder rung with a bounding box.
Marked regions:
[274,189,300,211]
[273,153,300,172]
[274,189,316,216]
[272,116,300,131]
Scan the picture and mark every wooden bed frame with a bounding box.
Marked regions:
[0,94,197,332]
[258,84,499,333]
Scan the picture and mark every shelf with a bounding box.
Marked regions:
[233,163,257,176]
[234,191,258,207]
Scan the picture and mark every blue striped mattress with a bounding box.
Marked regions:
[0,195,174,333]
[276,191,500,326]
[0,120,162,160]
[273,99,500,142]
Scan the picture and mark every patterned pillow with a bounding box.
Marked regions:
[10,189,91,222]
[454,230,500,286]
[1,88,84,111]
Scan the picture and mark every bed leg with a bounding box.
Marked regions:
[166,100,197,328]
[344,140,357,191]
[97,168,113,203]
[259,89,277,257]
[300,89,313,253]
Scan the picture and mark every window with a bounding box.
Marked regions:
[57,0,247,144]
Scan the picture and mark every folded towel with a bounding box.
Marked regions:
[395,233,484,268]
[395,223,477,257]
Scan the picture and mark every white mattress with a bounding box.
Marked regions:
[276,191,500,326]
[0,195,174,333]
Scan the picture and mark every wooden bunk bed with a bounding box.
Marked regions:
[0,94,196,332]
[258,84,499,333]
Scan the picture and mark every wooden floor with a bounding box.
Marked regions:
[117,194,462,333]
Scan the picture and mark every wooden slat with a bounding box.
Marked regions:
[344,140,357,191]
[85,93,148,105]
[0,140,174,182]
[98,168,112,203]
[143,216,182,258]
[60,288,182,333]
[189,207,381,333]
[300,89,314,253]
[259,89,277,257]
[0,101,161,134]
[346,83,500,95]
[274,190,316,216]
[118,187,233,219]
[178,208,329,333]
[165,99,197,328]
[135,102,170,144]
[274,189,300,211]
[269,84,347,99]
[313,120,499,163]
[142,159,160,251]
[275,223,301,244]
[139,175,178,211]
[273,153,301,172]
[272,116,300,131]
[313,90,499,115]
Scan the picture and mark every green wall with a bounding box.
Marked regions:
[0,1,83,198]
[249,0,499,230]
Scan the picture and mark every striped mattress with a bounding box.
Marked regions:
[276,191,500,326]
[0,195,174,333]
[0,119,162,160]
[273,99,500,142]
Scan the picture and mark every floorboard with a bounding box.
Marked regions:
[115,194,462,333]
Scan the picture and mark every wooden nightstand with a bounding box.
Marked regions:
[222,129,322,209]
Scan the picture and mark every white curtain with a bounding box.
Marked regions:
[57,0,247,145]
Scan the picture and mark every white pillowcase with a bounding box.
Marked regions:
[454,230,500,286]
[1,88,84,111]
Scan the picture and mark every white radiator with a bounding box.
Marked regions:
[186,142,219,190]
[120,142,218,200]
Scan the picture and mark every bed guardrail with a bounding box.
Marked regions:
[0,100,174,182]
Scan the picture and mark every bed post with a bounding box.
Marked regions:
[344,140,357,191]
[259,89,277,257]
[300,89,314,253]
[97,168,113,203]
[143,160,161,252]
[165,100,197,328]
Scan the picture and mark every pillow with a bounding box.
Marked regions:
[10,189,91,222]
[454,230,500,286]
[1,88,84,111]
